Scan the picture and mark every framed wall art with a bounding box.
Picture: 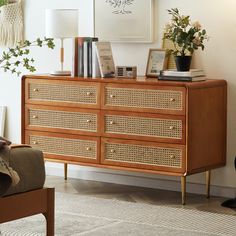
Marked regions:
[146,49,168,77]
[94,0,154,43]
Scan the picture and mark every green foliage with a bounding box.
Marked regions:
[0,0,8,7]
[0,37,55,76]
[163,8,208,56]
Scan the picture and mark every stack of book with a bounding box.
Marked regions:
[159,69,206,82]
[72,38,115,78]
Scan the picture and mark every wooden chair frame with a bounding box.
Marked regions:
[0,188,54,236]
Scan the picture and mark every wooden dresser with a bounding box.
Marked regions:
[21,75,227,204]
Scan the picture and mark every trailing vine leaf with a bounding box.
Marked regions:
[0,37,55,76]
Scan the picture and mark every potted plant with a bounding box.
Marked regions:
[163,8,208,71]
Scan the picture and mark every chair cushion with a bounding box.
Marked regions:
[1,146,45,197]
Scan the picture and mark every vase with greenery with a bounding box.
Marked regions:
[163,8,208,71]
[0,37,55,76]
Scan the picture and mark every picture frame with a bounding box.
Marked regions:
[94,0,153,43]
[146,49,168,77]
[0,106,6,136]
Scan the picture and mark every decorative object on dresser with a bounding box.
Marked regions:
[95,42,115,78]
[146,49,168,77]
[163,8,208,71]
[94,0,154,43]
[45,9,78,76]
[22,75,227,205]
[115,66,137,78]
[159,69,206,82]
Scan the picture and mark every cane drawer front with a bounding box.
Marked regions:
[26,105,99,135]
[101,138,185,173]
[102,111,185,144]
[25,79,100,108]
[25,131,99,163]
[102,84,185,115]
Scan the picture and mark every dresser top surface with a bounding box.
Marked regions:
[23,74,226,88]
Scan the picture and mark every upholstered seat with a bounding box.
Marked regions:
[0,144,54,236]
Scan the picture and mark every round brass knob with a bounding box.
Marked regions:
[33,88,39,92]
[170,154,175,159]
[86,147,91,151]
[86,92,92,96]
[110,149,115,153]
[169,126,175,130]
[170,98,175,102]
[33,141,38,145]
[32,115,38,119]
[86,119,91,123]
[110,94,115,98]
[110,121,115,125]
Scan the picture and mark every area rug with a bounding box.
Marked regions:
[0,192,236,236]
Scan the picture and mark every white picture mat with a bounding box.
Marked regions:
[0,106,6,136]
[94,0,153,43]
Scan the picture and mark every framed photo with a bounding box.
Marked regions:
[94,0,153,43]
[146,49,168,77]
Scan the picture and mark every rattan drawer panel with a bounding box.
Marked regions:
[104,114,182,140]
[28,109,97,132]
[104,142,182,168]
[29,135,97,159]
[104,87,183,111]
[29,82,97,105]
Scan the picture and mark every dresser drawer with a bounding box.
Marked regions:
[102,111,185,144]
[101,138,185,173]
[25,105,100,135]
[25,79,100,108]
[25,131,100,164]
[102,84,185,115]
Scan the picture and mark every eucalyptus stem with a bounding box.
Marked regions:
[0,37,55,76]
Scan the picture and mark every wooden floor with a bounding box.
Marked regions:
[45,175,236,215]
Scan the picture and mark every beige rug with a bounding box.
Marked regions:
[0,192,236,235]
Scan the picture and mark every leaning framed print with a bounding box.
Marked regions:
[146,49,168,77]
[94,0,154,43]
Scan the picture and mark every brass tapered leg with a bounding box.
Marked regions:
[206,170,211,198]
[64,163,68,180]
[181,176,186,205]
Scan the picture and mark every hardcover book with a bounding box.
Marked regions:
[95,42,115,78]
[161,69,205,77]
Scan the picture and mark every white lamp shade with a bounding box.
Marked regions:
[45,9,78,38]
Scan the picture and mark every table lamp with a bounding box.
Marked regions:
[45,9,78,76]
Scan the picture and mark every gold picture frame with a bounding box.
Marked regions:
[146,49,168,77]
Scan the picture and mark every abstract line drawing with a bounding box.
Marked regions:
[105,0,134,14]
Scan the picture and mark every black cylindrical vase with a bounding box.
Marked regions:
[175,56,192,71]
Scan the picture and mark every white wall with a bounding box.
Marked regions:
[1,0,236,194]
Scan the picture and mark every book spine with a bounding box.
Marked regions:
[87,37,98,77]
[72,38,78,77]
[92,41,101,78]
[77,37,84,77]
[83,41,88,77]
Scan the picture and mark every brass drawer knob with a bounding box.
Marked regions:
[110,94,115,98]
[86,147,91,151]
[32,115,38,119]
[33,141,38,145]
[170,154,175,159]
[169,126,175,130]
[86,92,92,96]
[33,88,39,92]
[109,121,115,125]
[170,98,175,102]
[110,149,115,153]
[86,119,91,123]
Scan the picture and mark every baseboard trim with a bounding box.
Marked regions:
[45,164,236,198]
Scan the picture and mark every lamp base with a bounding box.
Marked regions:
[50,70,71,76]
